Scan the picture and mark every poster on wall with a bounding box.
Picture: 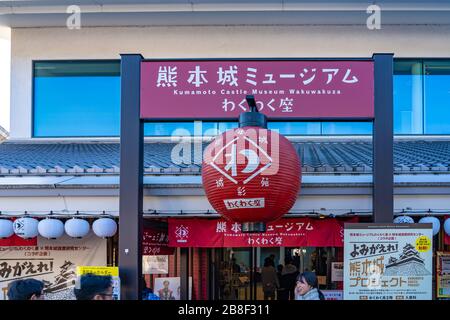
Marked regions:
[344,223,433,300]
[143,224,174,255]
[142,255,169,274]
[0,233,106,300]
[76,266,120,300]
[437,252,450,298]
[331,262,344,282]
[154,276,192,300]
[322,290,343,300]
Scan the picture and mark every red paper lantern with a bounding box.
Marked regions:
[202,126,301,231]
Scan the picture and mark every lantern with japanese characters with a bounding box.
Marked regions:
[202,96,301,232]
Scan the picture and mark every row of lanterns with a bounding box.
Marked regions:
[394,215,450,236]
[0,217,117,239]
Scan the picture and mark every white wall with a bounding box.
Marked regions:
[0,27,10,132]
[1,194,449,216]
[9,25,450,139]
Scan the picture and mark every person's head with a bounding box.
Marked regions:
[163,280,170,288]
[277,264,283,273]
[296,272,318,296]
[7,279,45,300]
[285,257,293,265]
[264,257,273,267]
[74,274,113,300]
[269,254,275,260]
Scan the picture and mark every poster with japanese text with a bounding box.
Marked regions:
[0,233,106,300]
[344,223,433,300]
[437,251,450,298]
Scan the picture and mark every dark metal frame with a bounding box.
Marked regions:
[119,53,394,300]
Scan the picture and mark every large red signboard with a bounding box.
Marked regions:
[168,217,357,248]
[141,60,374,120]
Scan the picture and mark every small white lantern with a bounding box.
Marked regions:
[394,216,414,224]
[38,218,64,239]
[444,218,450,236]
[418,216,441,236]
[92,218,117,238]
[0,219,14,239]
[65,218,90,238]
[13,217,39,239]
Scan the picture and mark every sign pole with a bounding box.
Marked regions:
[119,53,144,300]
[372,53,394,223]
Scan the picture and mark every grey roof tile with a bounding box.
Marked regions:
[1,140,450,175]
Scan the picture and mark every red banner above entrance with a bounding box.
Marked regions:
[141,60,374,120]
[168,217,358,248]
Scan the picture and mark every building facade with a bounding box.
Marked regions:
[0,1,450,300]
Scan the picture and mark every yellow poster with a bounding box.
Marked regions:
[437,252,450,298]
[76,266,119,277]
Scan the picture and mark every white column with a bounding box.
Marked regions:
[279,247,285,266]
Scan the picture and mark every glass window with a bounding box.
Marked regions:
[34,59,450,137]
[144,122,217,136]
[393,60,423,134]
[268,122,321,135]
[423,60,450,134]
[217,121,238,134]
[33,61,121,137]
[321,122,372,135]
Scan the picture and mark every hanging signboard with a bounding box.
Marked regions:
[344,223,433,300]
[141,60,374,120]
[76,266,120,300]
[437,251,450,298]
[0,233,106,300]
[143,225,174,255]
[169,217,357,248]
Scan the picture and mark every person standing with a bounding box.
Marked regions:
[276,264,288,300]
[261,257,279,300]
[281,257,298,300]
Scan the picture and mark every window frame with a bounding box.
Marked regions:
[32,59,121,138]
[31,58,450,138]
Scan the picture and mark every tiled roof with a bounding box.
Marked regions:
[1,140,450,175]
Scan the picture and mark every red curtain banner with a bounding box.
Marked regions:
[0,234,37,247]
[168,217,358,248]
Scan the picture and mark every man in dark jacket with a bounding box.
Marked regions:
[281,257,298,300]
